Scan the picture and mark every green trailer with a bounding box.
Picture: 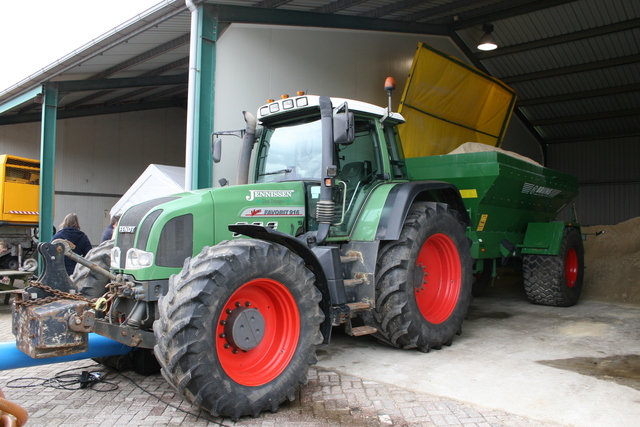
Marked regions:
[406,150,583,306]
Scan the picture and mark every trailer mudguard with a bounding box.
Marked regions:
[521,222,571,256]
[375,181,471,241]
[228,224,332,344]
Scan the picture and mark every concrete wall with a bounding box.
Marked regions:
[212,24,542,184]
[0,107,186,244]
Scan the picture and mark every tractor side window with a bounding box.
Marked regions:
[331,118,382,237]
[385,125,408,179]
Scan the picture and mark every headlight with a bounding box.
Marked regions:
[125,248,154,269]
[110,246,121,269]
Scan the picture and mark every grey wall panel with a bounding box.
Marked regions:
[0,107,186,244]
[549,137,640,225]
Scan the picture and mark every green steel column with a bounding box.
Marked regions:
[191,4,218,190]
[39,83,58,243]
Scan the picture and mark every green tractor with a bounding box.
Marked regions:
[13,46,583,421]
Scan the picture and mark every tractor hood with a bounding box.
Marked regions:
[112,181,308,281]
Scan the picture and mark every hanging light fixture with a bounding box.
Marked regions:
[477,23,498,51]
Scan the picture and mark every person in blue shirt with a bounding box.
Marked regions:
[51,213,93,275]
[100,214,120,243]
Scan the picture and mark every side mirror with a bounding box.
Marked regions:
[212,138,222,163]
[333,112,354,145]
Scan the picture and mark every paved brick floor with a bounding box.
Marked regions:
[0,298,561,426]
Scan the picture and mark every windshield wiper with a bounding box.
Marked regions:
[259,168,292,176]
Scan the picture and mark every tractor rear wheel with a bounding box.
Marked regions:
[370,202,472,352]
[523,226,584,306]
[154,239,324,420]
[70,239,113,299]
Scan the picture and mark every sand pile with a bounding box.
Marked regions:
[582,216,640,304]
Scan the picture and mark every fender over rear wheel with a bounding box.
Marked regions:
[154,239,323,420]
[369,202,472,352]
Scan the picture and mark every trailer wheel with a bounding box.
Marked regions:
[70,239,113,299]
[154,239,323,420]
[371,202,472,352]
[523,226,584,307]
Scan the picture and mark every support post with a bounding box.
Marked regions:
[39,83,58,244]
[185,2,218,190]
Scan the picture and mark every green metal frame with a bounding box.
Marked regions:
[39,83,58,244]
[190,4,218,190]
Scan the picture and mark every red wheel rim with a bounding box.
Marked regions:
[414,233,462,324]
[565,247,578,288]
[216,278,300,386]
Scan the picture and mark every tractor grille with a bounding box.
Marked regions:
[156,214,193,267]
[116,197,178,268]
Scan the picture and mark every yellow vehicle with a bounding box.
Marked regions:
[0,155,39,270]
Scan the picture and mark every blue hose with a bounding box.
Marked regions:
[0,334,133,371]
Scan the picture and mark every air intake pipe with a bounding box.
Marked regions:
[235,111,257,185]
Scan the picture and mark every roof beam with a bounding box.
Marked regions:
[313,0,369,14]
[399,0,493,23]
[216,4,448,35]
[501,54,640,84]
[92,34,190,80]
[67,57,190,109]
[359,0,424,19]
[255,0,293,8]
[56,75,188,92]
[0,99,184,126]
[139,85,188,102]
[546,130,640,145]
[517,83,640,107]
[530,108,640,126]
[63,37,190,109]
[103,58,190,106]
[0,87,41,115]
[477,18,640,59]
[449,0,579,30]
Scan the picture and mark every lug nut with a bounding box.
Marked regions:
[226,309,233,314]
[219,333,225,338]
[235,302,241,307]
[224,343,230,349]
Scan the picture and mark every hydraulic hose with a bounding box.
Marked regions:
[235,111,257,185]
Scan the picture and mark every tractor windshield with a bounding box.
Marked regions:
[255,119,322,183]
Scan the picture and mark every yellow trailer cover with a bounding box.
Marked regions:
[398,43,517,158]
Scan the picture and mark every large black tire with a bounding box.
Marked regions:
[70,239,113,299]
[368,202,472,352]
[154,239,324,420]
[523,226,584,307]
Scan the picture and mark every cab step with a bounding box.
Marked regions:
[349,325,377,336]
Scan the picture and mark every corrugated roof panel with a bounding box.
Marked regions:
[538,115,638,140]
[511,62,640,100]
[522,91,640,120]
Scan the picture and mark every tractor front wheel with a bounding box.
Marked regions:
[154,239,323,420]
[370,202,472,352]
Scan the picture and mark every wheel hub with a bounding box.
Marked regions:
[223,306,265,351]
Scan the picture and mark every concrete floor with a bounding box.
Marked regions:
[316,287,640,427]
[1,280,639,426]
